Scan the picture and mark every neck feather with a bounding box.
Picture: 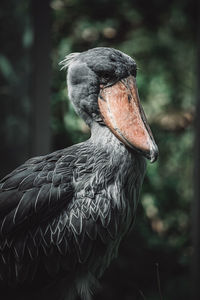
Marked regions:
[90,123,123,149]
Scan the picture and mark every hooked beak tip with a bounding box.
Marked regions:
[149,144,159,163]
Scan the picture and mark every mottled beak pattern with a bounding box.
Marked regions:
[98,75,158,162]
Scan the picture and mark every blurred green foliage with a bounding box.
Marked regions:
[0,0,195,299]
[0,0,32,176]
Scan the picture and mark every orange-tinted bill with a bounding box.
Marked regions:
[98,75,158,162]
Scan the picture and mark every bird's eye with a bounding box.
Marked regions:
[100,71,114,84]
[103,73,110,80]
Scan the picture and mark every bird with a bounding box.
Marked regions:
[0,47,158,300]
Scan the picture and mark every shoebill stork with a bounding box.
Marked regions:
[0,47,158,300]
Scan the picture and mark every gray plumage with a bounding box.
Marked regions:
[0,48,149,300]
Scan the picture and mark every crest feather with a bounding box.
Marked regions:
[59,52,80,70]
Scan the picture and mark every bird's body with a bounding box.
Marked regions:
[0,48,158,300]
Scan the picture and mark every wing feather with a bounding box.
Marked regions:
[0,142,141,286]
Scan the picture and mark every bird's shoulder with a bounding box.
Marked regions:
[0,145,80,190]
[0,143,89,236]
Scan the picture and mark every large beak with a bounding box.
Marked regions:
[98,75,158,162]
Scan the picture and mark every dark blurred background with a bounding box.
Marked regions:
[0,0,198,299]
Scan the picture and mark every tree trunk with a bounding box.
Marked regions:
[30,0,51,157]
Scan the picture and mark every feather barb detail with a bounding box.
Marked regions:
[59,52,80,70]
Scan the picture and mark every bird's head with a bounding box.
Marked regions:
[60,47,158,162]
